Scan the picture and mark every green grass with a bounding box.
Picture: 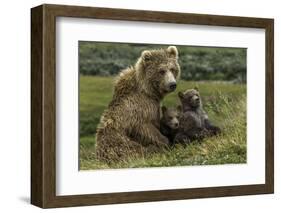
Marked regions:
[79,76,246,170]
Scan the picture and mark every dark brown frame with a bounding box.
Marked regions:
[31,4,274,208]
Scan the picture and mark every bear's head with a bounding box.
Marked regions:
[135,46,181,98]
[161,105,182,130]
[178,87,201,110]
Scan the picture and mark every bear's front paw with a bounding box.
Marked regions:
[206,126,221,136]
[157,136,170,149]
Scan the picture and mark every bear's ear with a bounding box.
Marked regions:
[178,91,184,99]
[141,50,152,63]
[194,86,199,92]
[177,105,182,112]
[161,106,167,114]
[167,46,178,59]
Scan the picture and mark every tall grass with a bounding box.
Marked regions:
[79,76,246,170]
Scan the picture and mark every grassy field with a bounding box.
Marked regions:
[79,76,247,170]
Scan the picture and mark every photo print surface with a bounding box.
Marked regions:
[79,42,247,170]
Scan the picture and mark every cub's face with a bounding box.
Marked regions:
[178,88,201,109]
[139,46,181,96]
[161,106,181,130]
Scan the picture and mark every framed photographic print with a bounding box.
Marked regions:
[31,4,274,208]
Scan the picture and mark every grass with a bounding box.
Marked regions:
[79,76,246,170]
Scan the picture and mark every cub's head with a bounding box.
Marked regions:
[178,87,201,110]
[136,46,181,97]
[161,106,182,130]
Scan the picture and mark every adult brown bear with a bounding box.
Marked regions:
[95,46,181,164]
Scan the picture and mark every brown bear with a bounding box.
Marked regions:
[95,46,181,164]
[174,87,221,144]
[160,106,181,145]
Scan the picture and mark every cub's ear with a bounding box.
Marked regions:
[178,91,184,99]
[194,86,199,91]
[161,106,167,114]
[167,46,178,59]
[177,105,182,112]
[141,50,152,63]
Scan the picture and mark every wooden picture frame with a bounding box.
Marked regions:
[31,4,274,208]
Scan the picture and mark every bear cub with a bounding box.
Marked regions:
[160,106,181,145]
[174,87,221,144]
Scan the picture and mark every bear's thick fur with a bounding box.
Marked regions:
[174,87,221,144]
[96,46,181,163]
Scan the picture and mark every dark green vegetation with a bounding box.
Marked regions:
[79,42,246,82]
[79,76,246,170]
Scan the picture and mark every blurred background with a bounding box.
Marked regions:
[79,42,246,83]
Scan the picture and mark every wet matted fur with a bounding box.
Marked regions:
[95,46,181,164]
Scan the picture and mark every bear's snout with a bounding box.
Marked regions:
[168,82,177,91]
[171,120,179,129]
[164,71,177,92]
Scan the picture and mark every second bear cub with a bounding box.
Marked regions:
[174,87,221,144]
[160,106,181,145]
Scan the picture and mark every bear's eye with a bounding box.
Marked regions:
[169,116,173,120]
[159,69,166,75]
